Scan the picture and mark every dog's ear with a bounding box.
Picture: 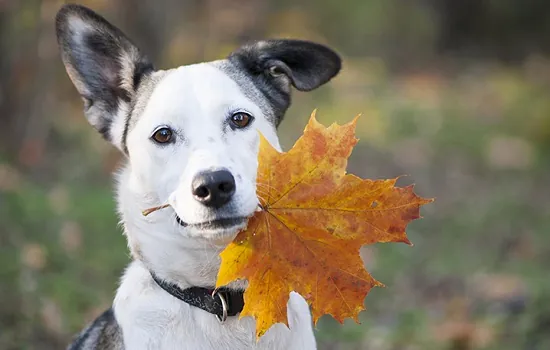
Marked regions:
[228,39,341,92]
[227,39,341,125]
[55,4,153,149]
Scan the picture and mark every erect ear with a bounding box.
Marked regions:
[228,39,342,92]
[55,4,153,150]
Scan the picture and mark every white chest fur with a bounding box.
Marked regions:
[113,261,317,350]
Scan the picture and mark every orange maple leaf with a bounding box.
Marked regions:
[216,111,433,338]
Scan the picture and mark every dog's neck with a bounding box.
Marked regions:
[116,164,234,290]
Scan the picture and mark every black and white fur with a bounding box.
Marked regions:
[56,4,341,350]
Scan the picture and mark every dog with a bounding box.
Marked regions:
[56,4,341,349]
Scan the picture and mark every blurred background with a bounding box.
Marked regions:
[1,0,549,349]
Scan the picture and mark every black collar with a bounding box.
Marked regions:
[150,272,244,322]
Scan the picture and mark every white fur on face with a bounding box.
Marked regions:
[124,63,281,242]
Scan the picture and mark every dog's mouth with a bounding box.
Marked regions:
[175,215,248,230]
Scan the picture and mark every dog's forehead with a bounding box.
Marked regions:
[156,63,242,101]
[133,61,275,127]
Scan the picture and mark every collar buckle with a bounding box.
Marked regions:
[212,289,228,323]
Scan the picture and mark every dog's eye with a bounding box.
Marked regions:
[151,127,173,144]
[230,112,253,129]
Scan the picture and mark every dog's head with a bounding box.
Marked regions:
[55,5,341,245]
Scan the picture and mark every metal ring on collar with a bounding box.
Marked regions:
[212,289,228,323]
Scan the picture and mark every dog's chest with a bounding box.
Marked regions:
[113,262,314,350]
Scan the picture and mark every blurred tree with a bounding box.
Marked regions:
[434,0,550,62]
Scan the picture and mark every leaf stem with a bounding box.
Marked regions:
[142,203,171,216]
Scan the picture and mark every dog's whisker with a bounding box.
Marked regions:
[255,186,272,196]
[255,182,275,188]
[255,187,270,195]
[198,240,219,277]
[256,191,269,197]
[256,194,268,205]
[256,193,269,203]
[255,188,273,204]
[255,182,280,194]
[255,183,283,203]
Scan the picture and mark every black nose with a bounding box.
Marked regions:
[191,169,236,208]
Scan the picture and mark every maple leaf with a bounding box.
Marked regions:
[216,111,433,338]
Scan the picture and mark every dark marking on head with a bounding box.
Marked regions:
[133,60,154,91]
[121,103,137,154]
[121,63,156,154]
[122,71,167,155]
[219,39,341,126]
